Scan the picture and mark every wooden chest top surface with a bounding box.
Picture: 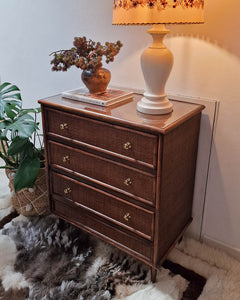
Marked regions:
[39,93,204,134]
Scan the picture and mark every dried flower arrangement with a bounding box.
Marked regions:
[50,36,123,73]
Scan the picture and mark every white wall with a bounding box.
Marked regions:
[0,0,240,257]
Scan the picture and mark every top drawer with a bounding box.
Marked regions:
[45,108,158,168]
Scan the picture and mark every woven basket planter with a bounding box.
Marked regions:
[6,168,50,216]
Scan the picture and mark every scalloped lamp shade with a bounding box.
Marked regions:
[112,0,204,25]
[112,0,204,115]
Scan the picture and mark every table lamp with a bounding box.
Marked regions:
[112,0,204,115]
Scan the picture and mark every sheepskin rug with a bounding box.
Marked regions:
[0,214,240,300]
[0,163,13,221]
[0,215,187,300]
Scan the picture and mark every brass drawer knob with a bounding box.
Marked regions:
[124,178,132,186]
[60,123,68,130]
[62,155,70,163]
[64,187,71,195]
[123,142,132,150]
[124,213,131,222]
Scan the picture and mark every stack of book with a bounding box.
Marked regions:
[62,88,133,107]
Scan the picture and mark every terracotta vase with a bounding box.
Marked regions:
[81,67,111,94]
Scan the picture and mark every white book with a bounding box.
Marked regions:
[61,88,133,107]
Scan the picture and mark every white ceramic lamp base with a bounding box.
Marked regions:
[137,24,173,115]
[137,95,173,114]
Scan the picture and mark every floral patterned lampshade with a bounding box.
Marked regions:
[112,0,204,24]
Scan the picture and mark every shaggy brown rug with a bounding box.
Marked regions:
[0,214,207,300]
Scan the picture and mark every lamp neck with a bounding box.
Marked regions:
[147,24,170,49]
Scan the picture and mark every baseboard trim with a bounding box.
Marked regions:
[202,235,240,261]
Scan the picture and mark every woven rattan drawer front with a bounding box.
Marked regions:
[51,171,154,240]
[52,197,153,262]
[46,108,158,168]
[48,141,156,204]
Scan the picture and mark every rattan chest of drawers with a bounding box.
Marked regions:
[39,93,204,282]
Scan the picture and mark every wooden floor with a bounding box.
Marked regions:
[0,211,18,230]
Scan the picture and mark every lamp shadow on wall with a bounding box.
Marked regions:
[168,0,240,59]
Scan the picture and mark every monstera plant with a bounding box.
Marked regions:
[0,82,44,192]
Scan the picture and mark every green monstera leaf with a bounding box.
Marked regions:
[0,82,22,120]
[14,156,40,192]
[0,113,39,140]
[7,137,34,157]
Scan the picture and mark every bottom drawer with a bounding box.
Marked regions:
[52,198,153,263]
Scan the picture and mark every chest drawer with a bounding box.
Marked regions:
[51,172,154,240]
[48,141,156,203]
[46,108,158,168]
[52,197,153,262]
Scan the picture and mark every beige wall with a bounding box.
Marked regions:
[0,0,239,256]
